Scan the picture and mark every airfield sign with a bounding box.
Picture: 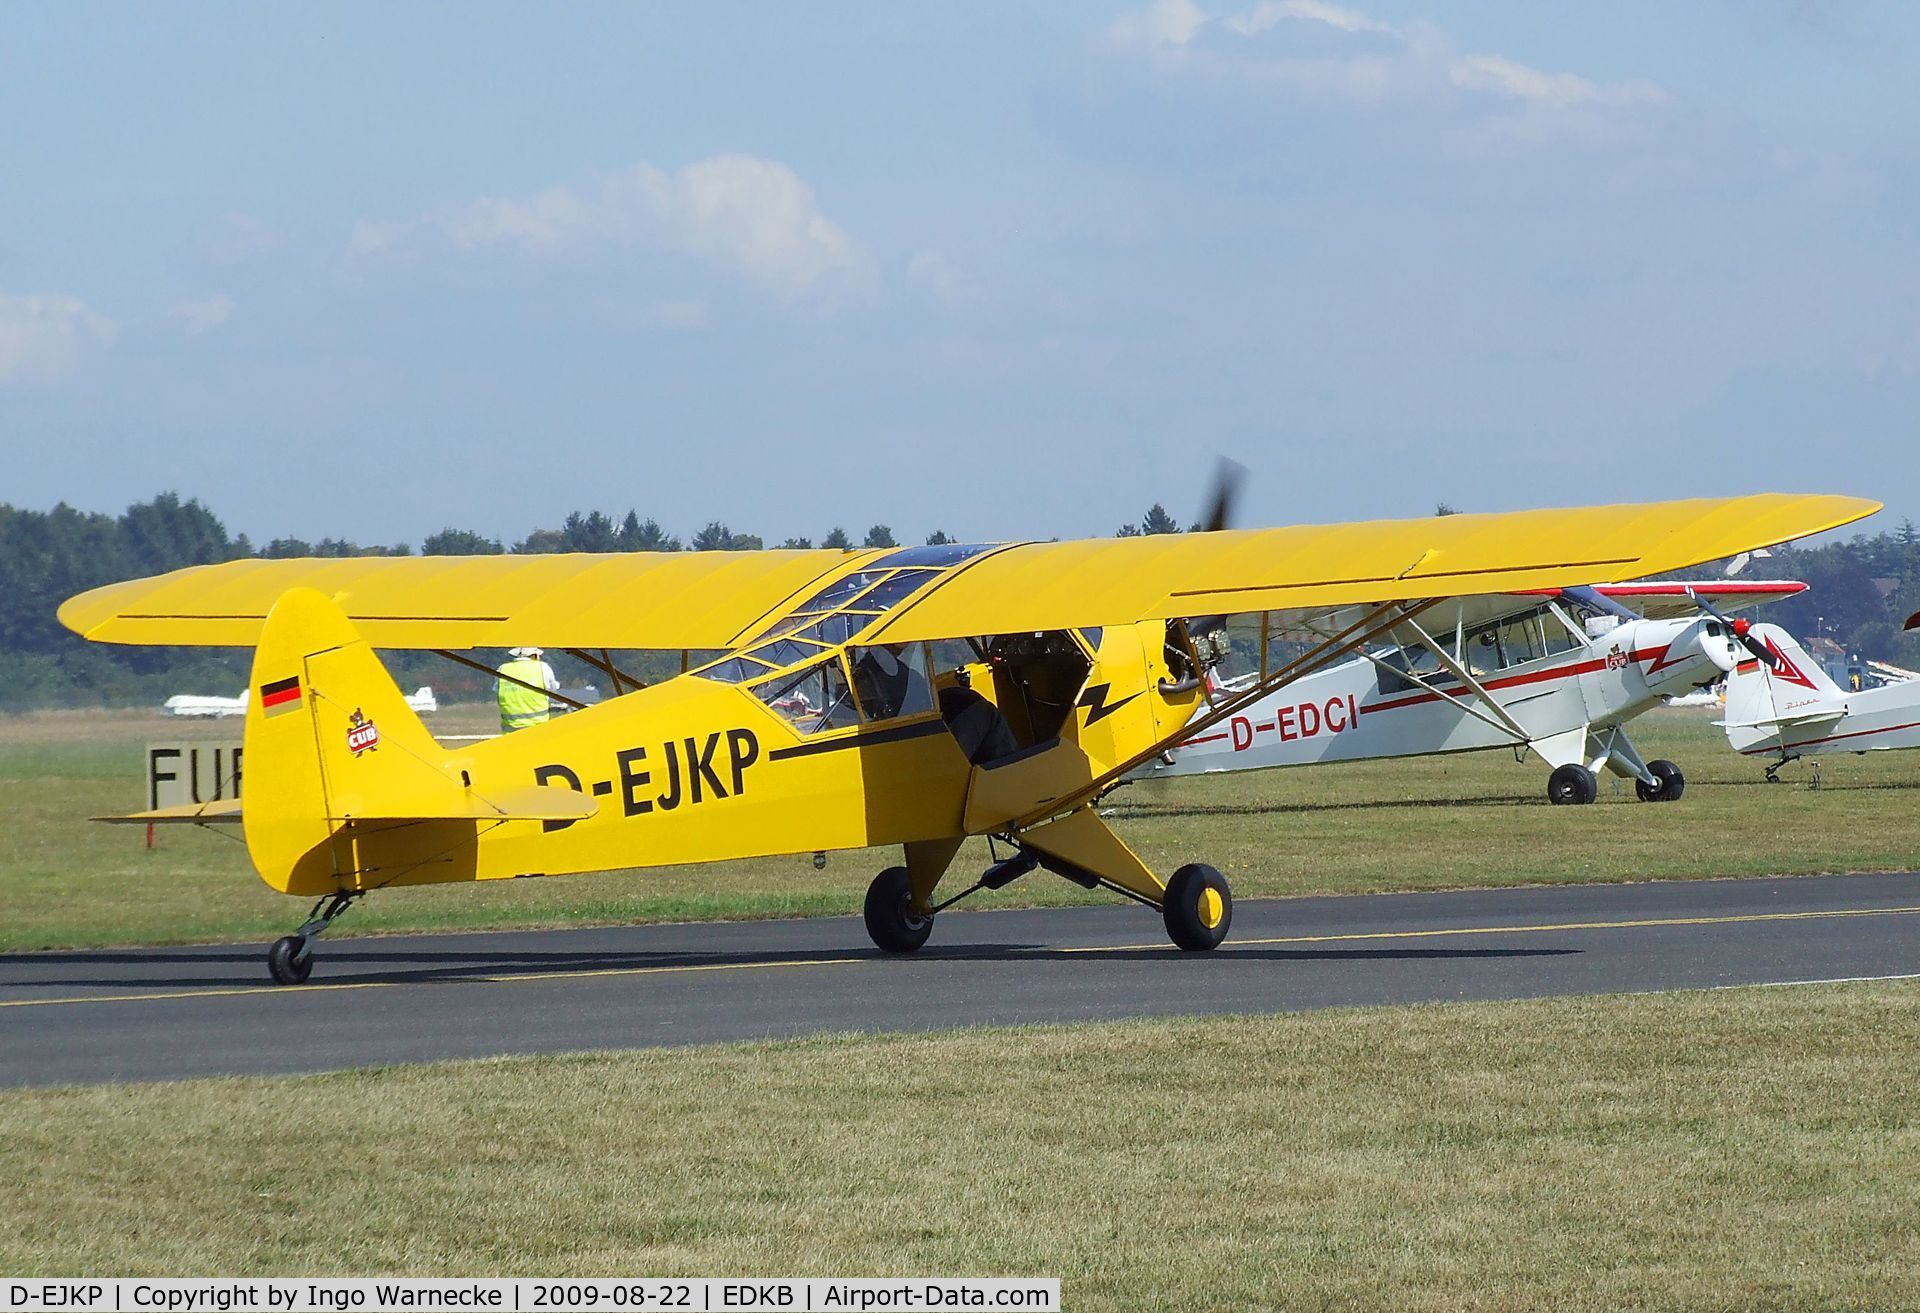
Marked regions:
[145,741,243,810]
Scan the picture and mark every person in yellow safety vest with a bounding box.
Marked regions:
[497,646,561,733]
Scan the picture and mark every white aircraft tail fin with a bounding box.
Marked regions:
[1720,623,1845,751]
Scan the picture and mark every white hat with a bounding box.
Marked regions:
[510,646,544,658]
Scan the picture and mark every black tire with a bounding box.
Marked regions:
[1636,759,1686,803]
[267,935,312,986]
[1163,863,1232,951]
[863,866,932,954]
[1547,763,1598,805]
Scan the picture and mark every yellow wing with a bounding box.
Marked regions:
[59,548,873,650]
[869,494,1877,643]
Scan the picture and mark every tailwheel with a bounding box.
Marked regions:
[1547,763,1598,805]
[267,935,312,986]
[1163,863,1232,951]
[864,866,932,954]
[1635,759,1685,803]
[264,890,360,985]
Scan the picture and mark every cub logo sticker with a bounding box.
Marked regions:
[346,708,380,756]
[1605,647,1629,672]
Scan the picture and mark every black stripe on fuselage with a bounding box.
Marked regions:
[768,717,952,761]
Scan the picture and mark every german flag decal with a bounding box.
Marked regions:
[259,675,303,718]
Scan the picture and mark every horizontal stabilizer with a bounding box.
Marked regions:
[97,800,243,825]
[1716,708,1846,731]
[326,785,597,824]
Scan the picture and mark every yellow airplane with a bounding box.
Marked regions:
[60,494,1876,983]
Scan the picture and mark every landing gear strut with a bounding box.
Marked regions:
[266,891,362,985]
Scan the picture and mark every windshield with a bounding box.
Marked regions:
[696,546,997,686]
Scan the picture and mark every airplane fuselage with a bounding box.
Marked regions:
[1147,613,1734,778]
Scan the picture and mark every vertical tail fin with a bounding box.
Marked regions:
[1720,623,1844,753]
[242,588,461,891]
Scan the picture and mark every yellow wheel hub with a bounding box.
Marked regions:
[1196,886,1225,930]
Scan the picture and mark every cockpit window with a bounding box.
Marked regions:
[747,637,829,669]
[789,570,890,616]
[849,644,936,722]
[753,659,859,735]
[870,543,996,569]
[701,548,993,687]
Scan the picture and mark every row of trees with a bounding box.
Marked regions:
[10,491,1913,710]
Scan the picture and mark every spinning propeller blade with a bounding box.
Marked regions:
[1684,586,1776,667]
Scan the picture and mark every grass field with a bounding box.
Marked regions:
[4,705,1919,950]
[1,981,1915,1308]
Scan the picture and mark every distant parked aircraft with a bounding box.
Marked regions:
[1721,623,1920,780]
[165,687,439,718]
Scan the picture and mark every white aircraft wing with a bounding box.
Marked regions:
[1587,580,1807,619]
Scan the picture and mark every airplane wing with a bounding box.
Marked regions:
[1583,580,1807,619]
[867,495,1872,643]
[863,492,1872,828]
[59,548,868,651]
[61,495,1872,655]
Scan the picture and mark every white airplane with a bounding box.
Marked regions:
[1721,621,1920,779]
[165,686,439,718]
[1139,582,1803,804]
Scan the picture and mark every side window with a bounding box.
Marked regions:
[1497,613,1544,667]
[1541,606,1585,656]
[753,659,859,735]
[1376,643,1441,694]
[848,644,936,722]
[1465,623,1502,677]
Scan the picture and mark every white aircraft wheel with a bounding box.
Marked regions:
[1163,863,1233,951]
[863,866,932,954]
[1635,759,1686,803]
[1547,763,1598,805]
[266,935,313,986]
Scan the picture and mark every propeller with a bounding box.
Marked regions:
[1181,460,1248,654]
[1196,458,1248,534]
[1683,586,1777,668]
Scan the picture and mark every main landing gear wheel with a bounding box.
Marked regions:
[864,866,932,954]
[1635,759,1686,803]
[1163,863,1232,951]
[267,935,312,986]
[1547,763,1598,806]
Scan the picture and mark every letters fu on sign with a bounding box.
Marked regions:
[146,742,244,810]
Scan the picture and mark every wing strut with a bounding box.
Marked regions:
[1012,597,1443,830]
[432,649,591,711]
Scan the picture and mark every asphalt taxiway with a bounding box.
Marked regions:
[2,872,1916,1086]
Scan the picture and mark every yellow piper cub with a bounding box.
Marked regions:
[61,495,1876,983]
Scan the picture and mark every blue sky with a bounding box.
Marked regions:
[2,1,1915,547]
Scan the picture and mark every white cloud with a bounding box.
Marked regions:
[1109,0,1210,49]
[1223,0,1394,38]
[907,252,981,306]
[1109,1,1670,139]
[169,293,235,336]
[0,291,117,386]
[351,154,876,310]
[644,298,709,330]
[1449,53,1667,110]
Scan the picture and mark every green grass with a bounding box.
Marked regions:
[4,706,1919,949]
[2,982,1916,1309]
